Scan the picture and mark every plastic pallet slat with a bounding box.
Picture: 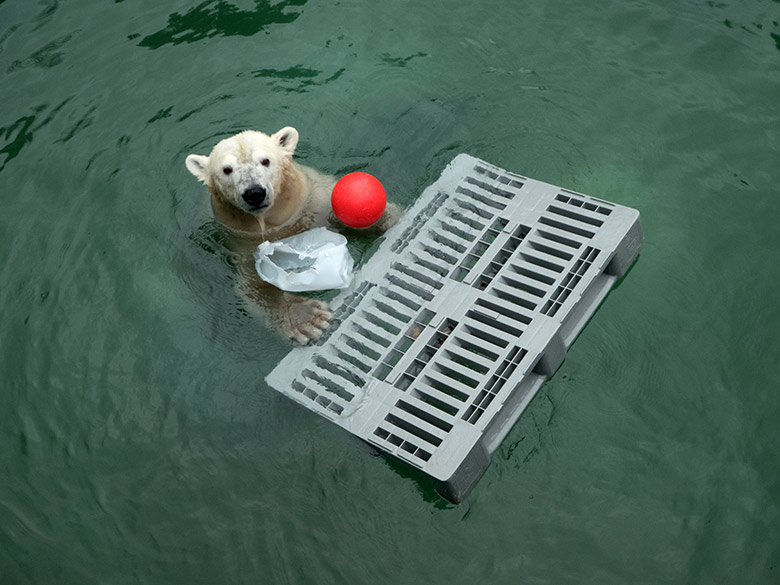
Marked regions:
[267,154,643,503]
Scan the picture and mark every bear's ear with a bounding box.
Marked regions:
[185,154,210,184]
[272,127,299,155]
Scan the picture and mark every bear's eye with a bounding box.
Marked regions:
[222,165,233,176]
[261,158,270,167]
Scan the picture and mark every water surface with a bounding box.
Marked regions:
[1,0,779,583]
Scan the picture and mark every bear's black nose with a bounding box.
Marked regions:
[242,186,267,209]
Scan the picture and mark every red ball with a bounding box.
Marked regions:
[331,172,387,228]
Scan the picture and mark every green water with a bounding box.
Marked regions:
[2,0,779,582]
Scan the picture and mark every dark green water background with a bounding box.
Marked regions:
[2,0,779,583]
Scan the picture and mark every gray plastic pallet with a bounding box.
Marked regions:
[267,154,643,502]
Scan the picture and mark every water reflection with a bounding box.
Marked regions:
[0,111,38,173]
[6,34,72,72]
[137,0,307,49]
[0,99,71,173]
[240,65,346,93]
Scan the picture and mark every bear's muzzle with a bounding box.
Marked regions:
[242,185,268,211]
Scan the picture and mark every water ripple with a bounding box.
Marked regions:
[239,65,347,93]
[6,33,73,72]
[0,98,72,173]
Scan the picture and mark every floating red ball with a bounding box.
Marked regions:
[331,172,387,228]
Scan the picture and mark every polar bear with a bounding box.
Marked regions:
[185,127,397,344]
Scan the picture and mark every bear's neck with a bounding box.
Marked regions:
[262,161,308,228]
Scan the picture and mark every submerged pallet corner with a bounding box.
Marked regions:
[266,154,643,502]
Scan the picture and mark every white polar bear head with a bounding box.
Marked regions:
[185,127,299,215]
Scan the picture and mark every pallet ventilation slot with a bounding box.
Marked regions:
[473,165,526,191]
[462,176,516,200]
[542,247,600,317]
[463,346,528,424]
[456,185,508,210]
[546,205,604,228]
[316,281,375,345]
[538,215,596,239]
[394,319,456,392]
[556,192,614,216]
[391,191,449,254]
